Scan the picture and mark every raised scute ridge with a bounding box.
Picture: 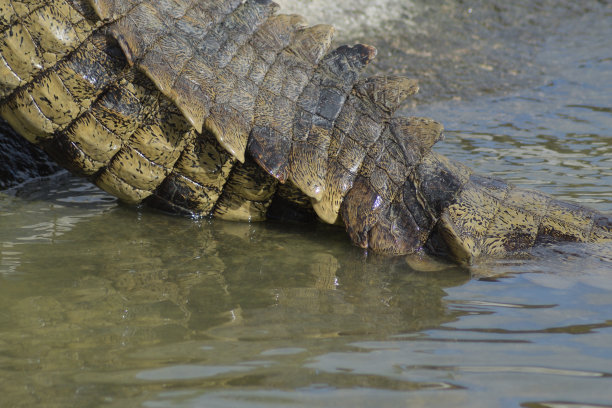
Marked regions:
[312,75,421,224]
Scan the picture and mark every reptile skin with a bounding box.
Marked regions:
[1,0,610,264]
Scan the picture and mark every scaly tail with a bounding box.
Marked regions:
[414,153,612,264]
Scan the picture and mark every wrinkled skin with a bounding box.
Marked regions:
[0,0,610,264]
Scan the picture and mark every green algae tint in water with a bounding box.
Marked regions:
[2,1,612,407]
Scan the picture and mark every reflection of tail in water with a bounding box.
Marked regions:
[1,205,470,403]
[208,253,469,341]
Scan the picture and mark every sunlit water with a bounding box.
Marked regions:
[1,1,612,407]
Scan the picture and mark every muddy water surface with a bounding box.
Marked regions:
[1,1,612,407]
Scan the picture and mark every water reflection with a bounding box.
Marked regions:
[0,185,469,406]
[3,180,612,406]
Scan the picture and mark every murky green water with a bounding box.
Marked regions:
[1,1,612,407]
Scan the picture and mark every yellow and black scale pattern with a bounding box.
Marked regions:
[0,0,610,264]
[409,152,612,264]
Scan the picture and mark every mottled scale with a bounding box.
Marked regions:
[2,34,118,144]
[105,145,170,191]
[1,88,57,143]
[22,1,95,65]
[3,0,610,263]
[148,172,216,215]
[213,158,278,221]
[592,216,612,241]
[92,78,194,202]
[341,117,443,250]
[232,14,307,104]
[481,200,540,256]
[0,50,21,98]
[29,71,84,127]
[89,0,145,21]
[535,199,596,245]
[0,0,97,99]
[129,98,193,168]
[52,113,122,175]
[143,0,254,96]
[206,0,278,68]
[312,94,384,224]
[152,131,237,215]
[289,44,376,200]
[155,0,196,20]
[201,1,284,162]
[311,75,419,224]
[354,75,420,116]
[95,168,151,203]
[92,77,153,135]
[247,14,307,69]
[248,24,334,180]
[57,34,126,103]
[367,193,426,254]
[106,0,246,133]
[445,177,504,241]
[434,173,608,263]
[109,2,168,65]
[0,8,108,142]
[0,22,43,98]
[0,0,17,31]
[341,175,388,249]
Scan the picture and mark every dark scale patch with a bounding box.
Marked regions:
[319,44,377,91]
[469,174,508,200]
[534,222,582,245]
[402,178,436,232]
[153,172,215,215]
[248,126,291,182]
[145,193,201,218]
[595,215,612,232]
[367,197,425,254]
[424,222,454,259]
[43,132,96,177]
[502,231,537,252]
[316,88,345,121]
[416,161,464,214]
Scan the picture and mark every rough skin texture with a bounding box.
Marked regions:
[0,0,610,264]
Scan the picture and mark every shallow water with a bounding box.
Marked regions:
[1,1,612,407]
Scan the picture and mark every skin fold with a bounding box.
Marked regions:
[0,0,610,264]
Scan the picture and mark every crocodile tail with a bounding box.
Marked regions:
[86,0,449,237]
[0,0,449,253]
[431,171,612,264]
[2,0,610,261]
